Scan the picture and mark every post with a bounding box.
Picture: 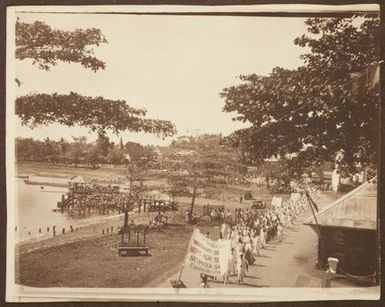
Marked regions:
[305,188,328,268]
[143,228,146,245]
[189,184,197,223]
[363,166,368,182]
[136,231,140,245]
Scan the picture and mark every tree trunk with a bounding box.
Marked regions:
[189,185,197,223]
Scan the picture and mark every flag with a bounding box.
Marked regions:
[349,63,380,93]
[370,64,380,89]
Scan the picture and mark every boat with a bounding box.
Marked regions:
[15,174,29,179]
[23,179,69,188]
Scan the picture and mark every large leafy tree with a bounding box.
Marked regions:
[16,21,107,71]
[16,92,175,137]
[165,134,247,222]
[15,21,176,138]
[220,16,380,173]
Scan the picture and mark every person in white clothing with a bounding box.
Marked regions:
[259,226,266,248]
[277,223,283,243]
[237,253,249,285]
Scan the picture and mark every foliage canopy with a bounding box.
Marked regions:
[16,21,107,71]
[220,16,380,173]
[16,92,176,137]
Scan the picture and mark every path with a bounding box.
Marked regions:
[155,192,340,288]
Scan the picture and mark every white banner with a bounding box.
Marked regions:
[271,196,283,208]
[185,228,231,276]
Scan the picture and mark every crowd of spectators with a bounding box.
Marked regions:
[67,182,131,214]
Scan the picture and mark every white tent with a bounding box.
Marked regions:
[70,175,85,183]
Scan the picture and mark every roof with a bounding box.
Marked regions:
[70,175,85,183]
[304,179,377,230]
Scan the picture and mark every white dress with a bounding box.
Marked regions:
[259,228,266,248]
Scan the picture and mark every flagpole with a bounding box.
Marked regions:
[177,226,197,283]
[304,187,329,265]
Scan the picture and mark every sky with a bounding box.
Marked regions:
[13,10,311,146]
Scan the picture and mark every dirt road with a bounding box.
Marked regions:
[156,192,341,288]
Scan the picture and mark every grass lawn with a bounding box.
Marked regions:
[16,224,195,288]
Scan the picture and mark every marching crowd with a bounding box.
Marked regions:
[201,186,320,287]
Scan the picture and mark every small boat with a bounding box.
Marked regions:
[16,174,29,179]
[23,179,68,188]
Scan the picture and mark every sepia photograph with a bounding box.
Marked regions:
[5,3,381,302]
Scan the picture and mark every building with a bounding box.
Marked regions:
[304,179,378,282]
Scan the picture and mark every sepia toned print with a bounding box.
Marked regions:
[6,4,381,302]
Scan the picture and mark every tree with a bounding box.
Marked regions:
[16,138,45,162]
[16,92,176,137]
[124,142,156,164]
[94,132,112,160]
[220,16,380,174]
[16,21,107,71]
[164,134,248,222]
[172,155,202,223]
[161,174,191,201]
[42,137,59,162]
[58,137,68,155]
[68,136,88,167]
[171,134,247,184]
[107,147,126,165]
[15,21,176,139]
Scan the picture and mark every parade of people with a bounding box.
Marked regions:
[196,184,321,287]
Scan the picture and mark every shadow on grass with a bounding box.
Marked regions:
[252,263,266,267]
[264,245,277,250]
[245,275,260,280]
[280,241,293,245]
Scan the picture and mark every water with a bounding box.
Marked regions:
[15,179,110,242]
